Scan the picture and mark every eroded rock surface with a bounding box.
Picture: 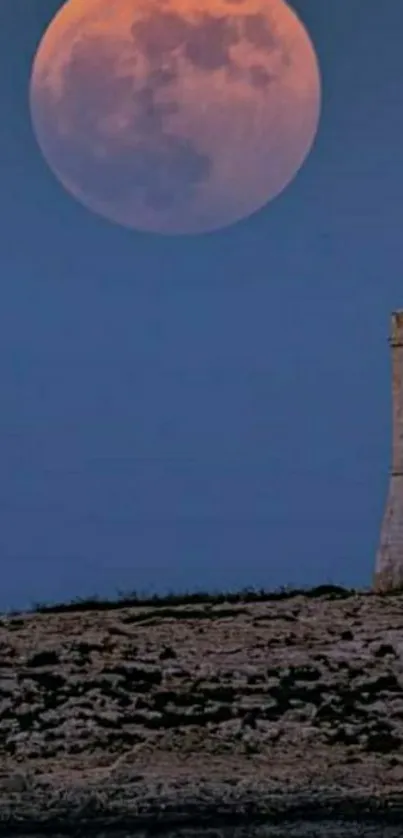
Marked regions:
[1,588,403,830]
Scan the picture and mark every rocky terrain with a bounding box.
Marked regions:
[1,585,403,834]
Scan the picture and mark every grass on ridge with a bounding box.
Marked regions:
[1,577,398,619]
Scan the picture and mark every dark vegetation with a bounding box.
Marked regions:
[1,578,398,619]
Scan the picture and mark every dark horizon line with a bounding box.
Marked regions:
[1,579,399,620]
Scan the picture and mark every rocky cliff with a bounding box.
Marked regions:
[1,586,403,833]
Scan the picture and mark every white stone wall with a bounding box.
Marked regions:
[375,311,403,591]
[375,476,403,591]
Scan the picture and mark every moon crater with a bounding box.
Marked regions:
[30,0,321,234]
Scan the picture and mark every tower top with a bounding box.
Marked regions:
[390,311,403,347]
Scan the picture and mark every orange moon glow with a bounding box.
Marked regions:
[29,0,321,235]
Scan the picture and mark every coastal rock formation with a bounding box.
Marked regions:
[1,586,403,831]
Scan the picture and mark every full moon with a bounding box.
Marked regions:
[29,0,321,235]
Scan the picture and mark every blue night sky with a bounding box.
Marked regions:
[1,0,402,613]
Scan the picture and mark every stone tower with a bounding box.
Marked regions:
[374,310,403,592]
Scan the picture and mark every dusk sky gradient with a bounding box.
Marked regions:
[1,0,402,613]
